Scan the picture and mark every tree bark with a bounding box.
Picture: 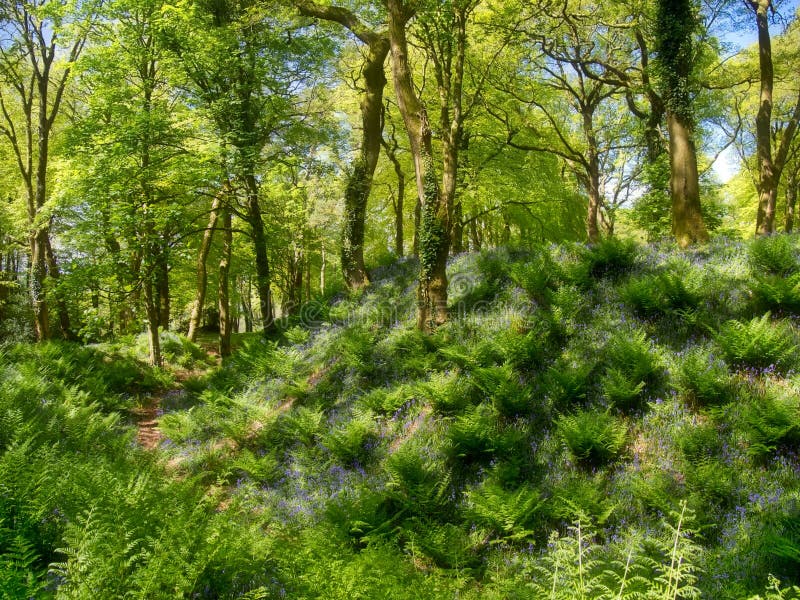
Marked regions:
[30,230,50,340]
[244,173,274,333]
[340,39,389,288]
[218,206,233,358]
[296,1,390,289]
[187,189,223,341]
[786,170,798,233]
[44,234,73,340]
[752,0,776,234]
[667,112,709,247]
[382,118,406,257]
[387,0,449,331]
[749,0,800,235]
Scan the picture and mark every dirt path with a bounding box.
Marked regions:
[132,363,217,451]
[133,397,162,450]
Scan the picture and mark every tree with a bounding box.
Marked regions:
[164,0,330,334]
[655,0,709,246]
[0,0,98,339]
[748,0,800,235]
[386,0,449,330]
[296,0,390,289]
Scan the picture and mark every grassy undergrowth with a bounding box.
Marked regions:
[4,237,800,598]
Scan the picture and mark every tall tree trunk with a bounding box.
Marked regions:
[30,230,49,340]
[340,39,390,288]
[244,174,274,333]
[295,1,390,289]
[583,108,602,243]
[753,0,776,235]
[144,279,162,367]
[749,0,800,235]
[452,202,464,254]
[218,206,232,358]
[413,196,421,257]
[187,190,223,341]
[387,0,449,331]
[667,112,708,247]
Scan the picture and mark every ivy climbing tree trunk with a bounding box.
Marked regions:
[387,0,449,331]
[296,1,390,289]
[655,0,708,247]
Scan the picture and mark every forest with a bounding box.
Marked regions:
[2,0,800,597]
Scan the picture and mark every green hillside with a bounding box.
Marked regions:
[3,237,800,598]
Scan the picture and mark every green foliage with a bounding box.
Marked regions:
[602,328,662,410]
[557,409,627,468]
[386,442,451,518]
[509,248,558,305]
[751,273,800,314]
[674,347,733,406]
[620,270,701,317]
[580,238,639,280]
[716,313,798,372]
[446,404,499,463]
[749,236,799,276]
[740,387,800,459]
[324,410,380,466]
[472,364,533,418]
[465,481,545,542]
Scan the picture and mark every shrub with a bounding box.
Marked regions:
[620,271,700,317]
[385,442,451,518]
[740,388,800,459]
[749,235,799,276]
[751,273,800,315]
[557,409,627,468]
[416,372,476,415]
[716,313,798,372]
[581,237,638,280]
[472,364,533,418]
[465,481,545,541]
[446,404,498,463]
[509,248,558,305]
[546,361,595,409]
[602,329,662,410]
[674,347,733,406]
[324,410,381,466]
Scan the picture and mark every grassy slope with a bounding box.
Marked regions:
[4,237,800,598]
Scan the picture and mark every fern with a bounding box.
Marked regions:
[557,409,627,468]
[716,313,798,372]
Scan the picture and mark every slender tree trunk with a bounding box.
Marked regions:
[144,280,161,367]
[383,128,406,257]
[243,174,274,333]
[582,107,603,244]
[387,0,449,331]
[452,202,464,254]
[187,190,223,341]
[157,257,170,330]
[786,170,798,233]
[667,112,708,247]
[218,206,232,358]
[413,197,421,257]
